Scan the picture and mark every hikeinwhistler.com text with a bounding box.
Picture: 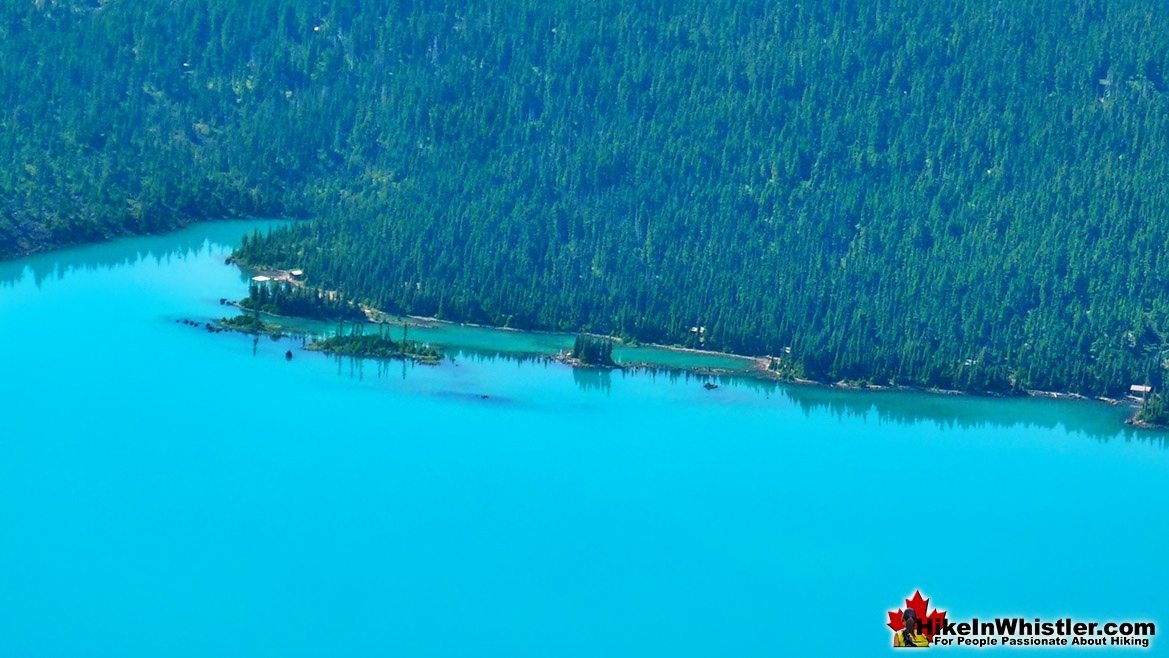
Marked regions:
[926,617,1155,649]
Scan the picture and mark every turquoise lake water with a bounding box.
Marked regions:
[1,220,1167,656]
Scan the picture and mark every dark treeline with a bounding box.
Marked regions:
[239,280,365,322]
[7,1,1169,395]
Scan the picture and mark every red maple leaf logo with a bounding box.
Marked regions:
[887,590,948,641]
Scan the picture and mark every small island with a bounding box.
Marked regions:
[306,324,441,365]
[561,334,617,368]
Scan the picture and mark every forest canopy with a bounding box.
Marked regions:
[5,1,1169,395]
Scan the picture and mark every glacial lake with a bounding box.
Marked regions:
[1,220,1166,656]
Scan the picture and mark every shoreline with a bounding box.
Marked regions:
[229,264,1150,425]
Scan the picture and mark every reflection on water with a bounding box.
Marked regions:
[447,348,557,367]
[268,327,1162,445]
[330,351,416,382]
[0,220,288,288]
[713,374,1158,444]
[572,367,612,394]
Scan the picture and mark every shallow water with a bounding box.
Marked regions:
[1,221,1166,656]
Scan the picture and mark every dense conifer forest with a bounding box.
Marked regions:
[238,280,365,322]
[6,1,1169,395]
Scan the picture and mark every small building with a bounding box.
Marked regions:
[251,275,271,283]
[289,269,304,278]
[1129,384,1154,406]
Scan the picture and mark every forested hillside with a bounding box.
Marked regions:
[7,1,1169,395]
[0,0,335,253]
